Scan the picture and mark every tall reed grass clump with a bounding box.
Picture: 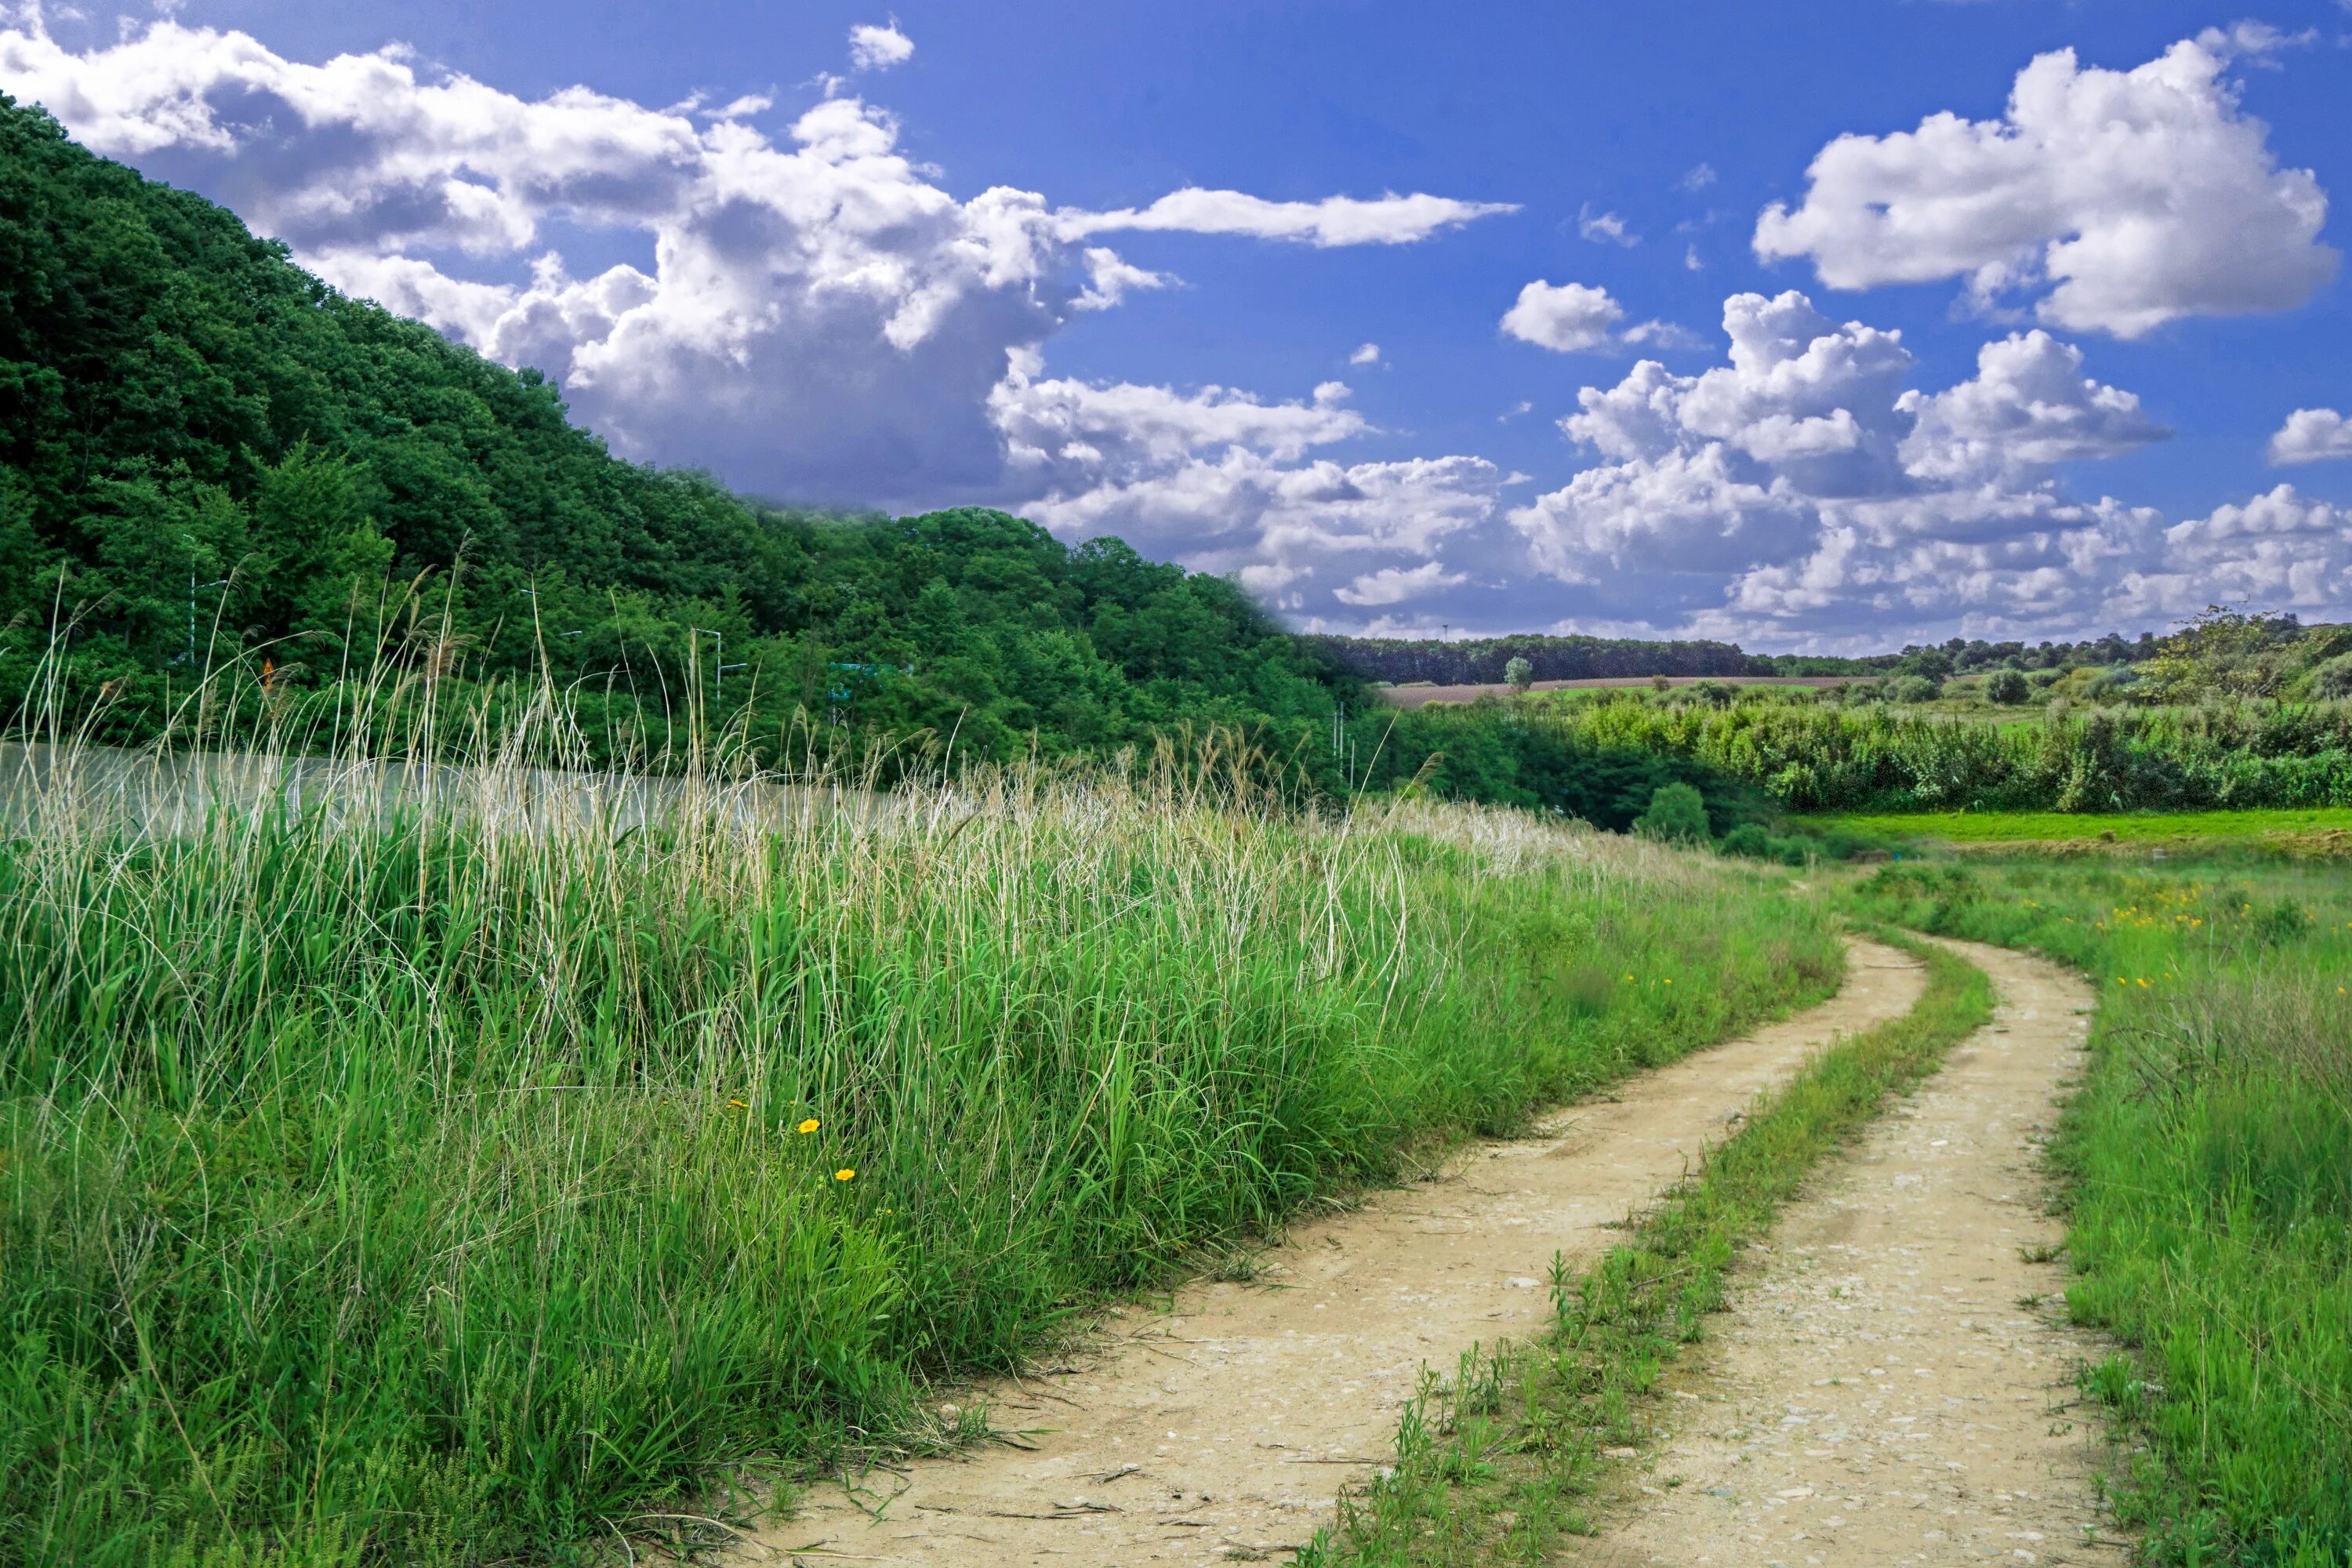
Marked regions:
[1851,857,2352,1566]
[0,676,1839,1566]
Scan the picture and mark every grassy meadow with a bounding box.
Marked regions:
[0,714,1841,1566]
[1848,855,2352,1566]
[1821,807,2352,846]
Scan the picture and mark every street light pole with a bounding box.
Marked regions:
[690,627,724,706]
[181,535,227,666]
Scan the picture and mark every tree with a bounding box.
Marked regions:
[1504,655,1533,693]
[1985,669,2031,705]
[2140,606,2307,700]
[1632,782,1711,844]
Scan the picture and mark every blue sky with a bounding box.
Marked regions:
[5,0,2350,650]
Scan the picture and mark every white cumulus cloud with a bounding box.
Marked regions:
[1501,281,1623,353]
[1755,29,2337,337]
[1348,342,1381,365]
[2268,408,2352,465]
[2110,485,2352,617]
[1509,290,2194,644]
[848,22,914,72]
[989,355,1503,615]
[1898,330,2168,486]
[1335,561,1468,606]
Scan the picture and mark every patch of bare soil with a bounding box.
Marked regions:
[1578,937,2128,1568]
[744,941,1925,1566]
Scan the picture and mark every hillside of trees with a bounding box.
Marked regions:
[1758,631,2164,680]
[1305,633,1768,686]
[0,95,1363,772]
[1303,629,2171,691]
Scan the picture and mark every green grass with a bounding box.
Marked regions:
[1300,932,1994,1566]
[0,727,1841,1567]
[1820,808,2352,844]
[1847,855,2352,1567]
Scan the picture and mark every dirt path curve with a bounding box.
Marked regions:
[1581,937,2127,1568]
[748,940,1926,1566]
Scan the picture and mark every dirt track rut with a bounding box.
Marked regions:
[1581,937,2125,1568]
[750,939,1926,1566]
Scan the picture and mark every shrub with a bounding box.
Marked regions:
[1719,823,1773,858]
[1504,655,1534,693]
[1986,669,2031,705]
[2311,653,2352,700]
[1894,675,1940,704]
[2085,666,2140,701]
[1633,782,1711,844]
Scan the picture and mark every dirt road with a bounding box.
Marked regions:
[1581,937,2125,1568]
[749,941,1926,1566]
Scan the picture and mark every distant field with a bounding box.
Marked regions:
[1820,808,2352,843]
[1380,674,1853,708]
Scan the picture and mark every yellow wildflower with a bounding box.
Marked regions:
[835,1168,857,1182]
[797,1118,821,1134]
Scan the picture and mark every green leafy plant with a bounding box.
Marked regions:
[1633,782,1711,844]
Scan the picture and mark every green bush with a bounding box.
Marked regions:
[1719,822,1773,858]
[1986,669,2031,705]
[1633,782,1712,844]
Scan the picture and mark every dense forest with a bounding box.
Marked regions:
[1305,630,2172,688]
[1303,633,1767,686]
[0,95,1366,774]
